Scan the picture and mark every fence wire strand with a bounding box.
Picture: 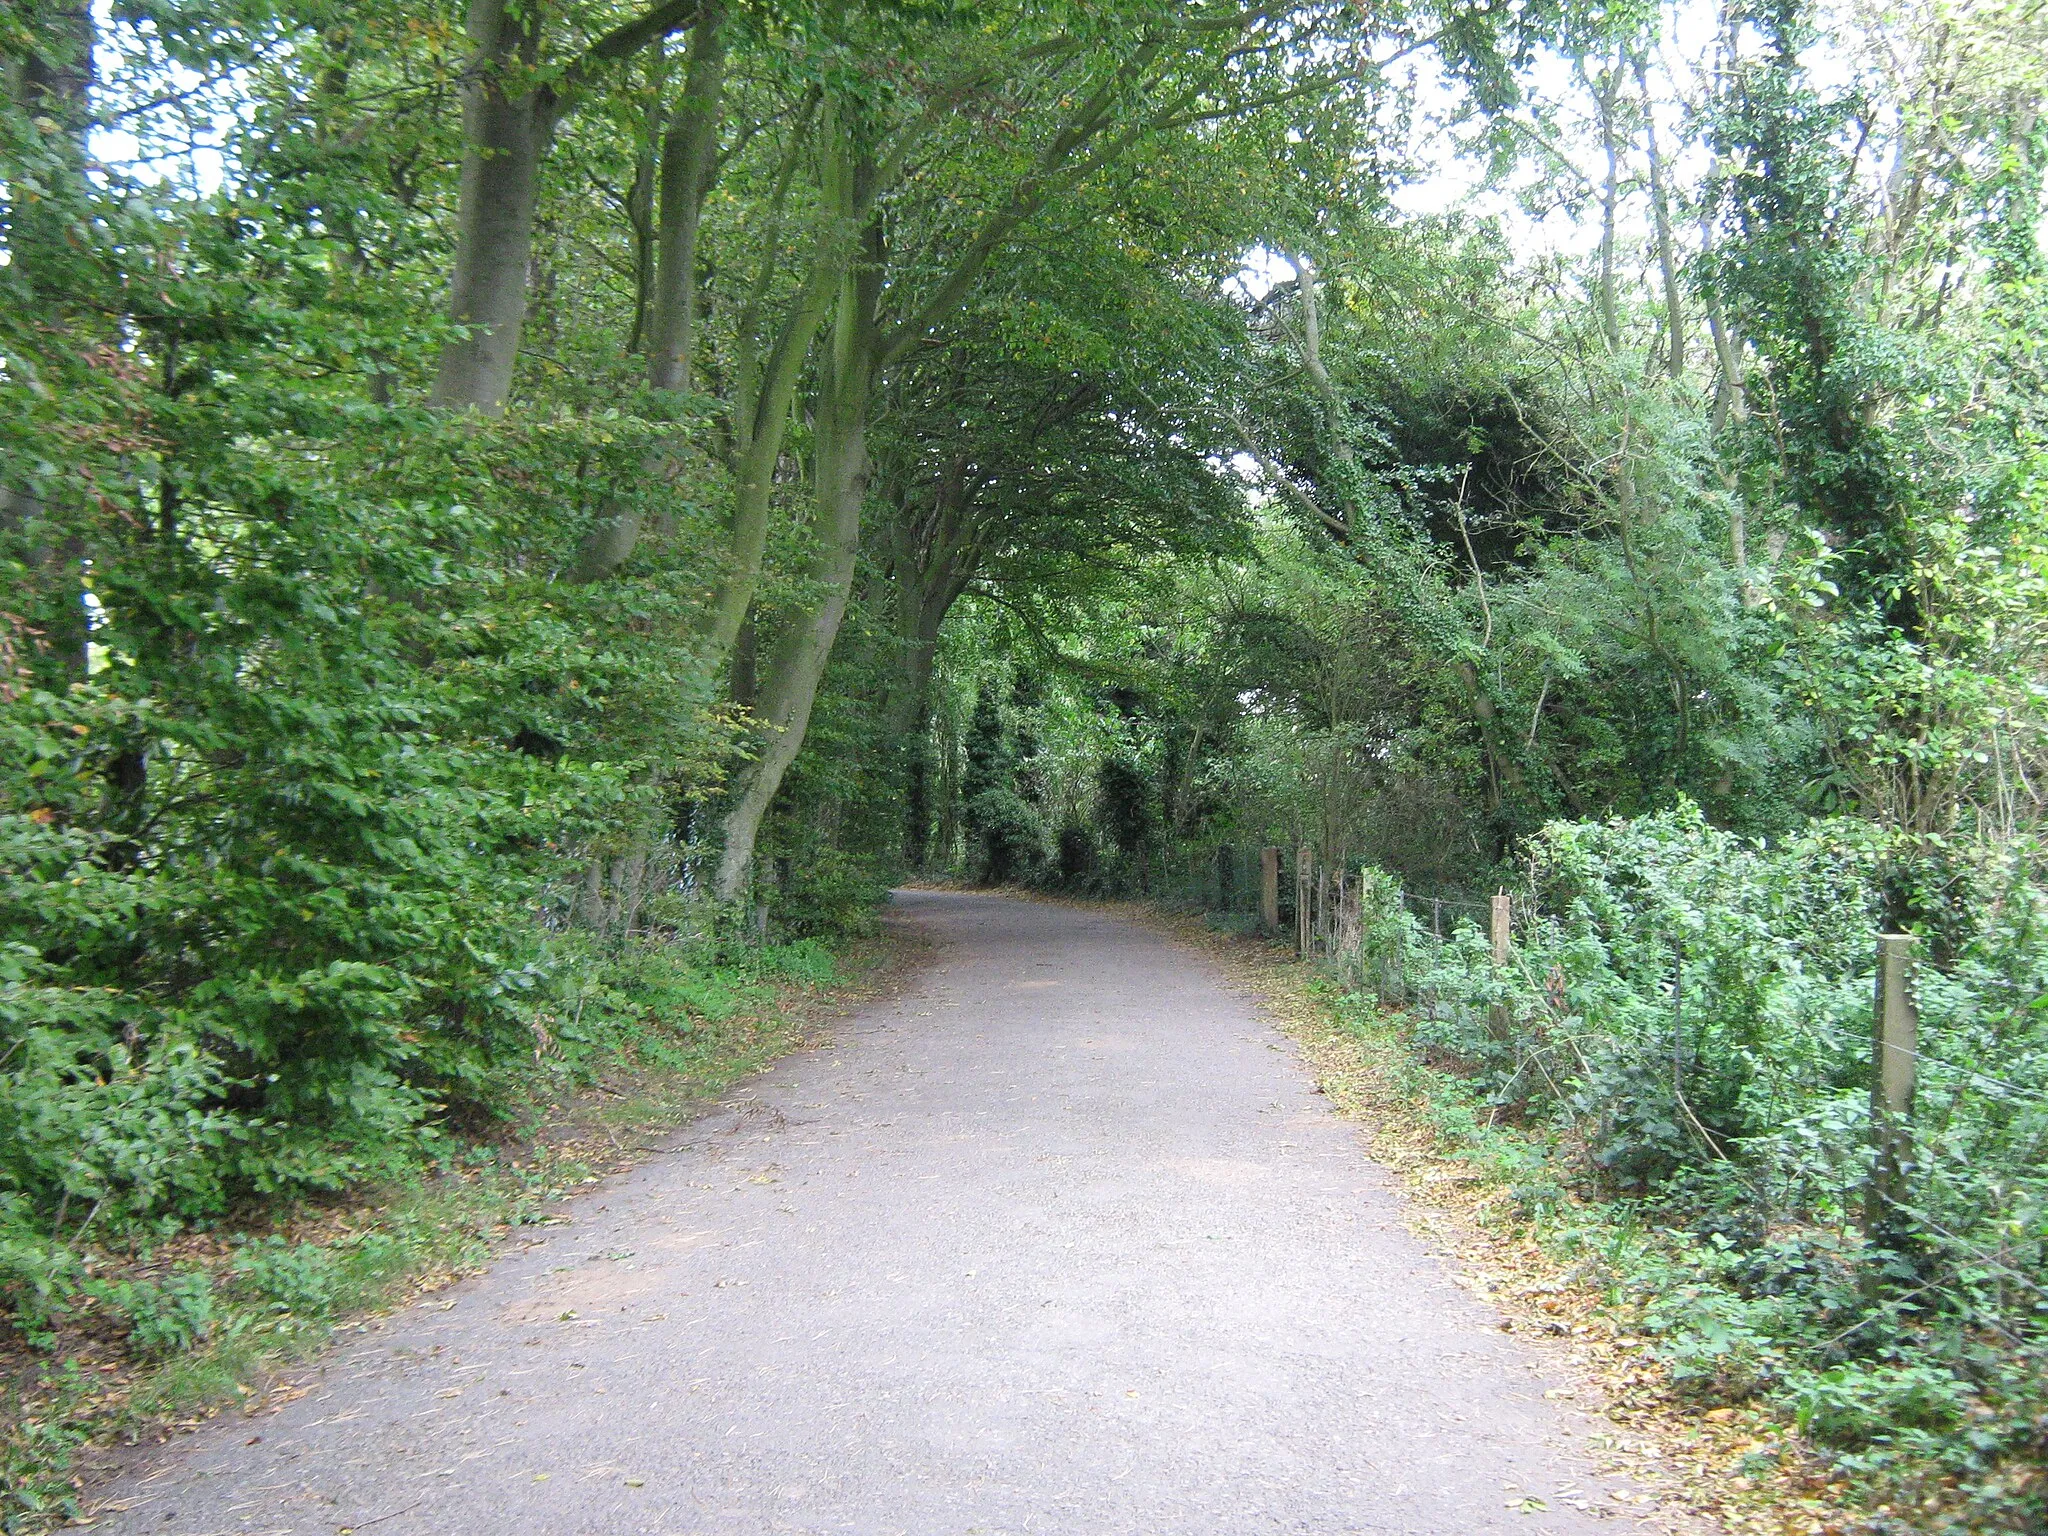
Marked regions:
[1195,848,2048,1294]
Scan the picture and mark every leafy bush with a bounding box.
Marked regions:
[86,1271,218,1358]
[1095,758,1152,861]
[1322,805,2048,1524]
[1056,823,1095,886]
[774,849,891,937]
[1797,1361,1970,1448]
[0,1223,83,1349]
[228,1239,344,1321]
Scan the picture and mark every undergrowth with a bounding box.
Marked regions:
[1301,810,2048,1534]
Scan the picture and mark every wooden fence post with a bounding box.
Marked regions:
[1865,932,1919,1236]
[1296,845,1312,956]
[1260,847,1280,933]
[1487,889,1512,1037]
[1339,872,1362,984]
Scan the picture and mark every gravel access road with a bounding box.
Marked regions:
[94,889,1661,1536]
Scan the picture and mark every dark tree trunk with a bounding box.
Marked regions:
[3,1,94,531]
[647,4,724,394]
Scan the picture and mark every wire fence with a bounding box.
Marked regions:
[1167,840,2048,1304]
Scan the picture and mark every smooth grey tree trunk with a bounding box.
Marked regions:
[647,5,724,395]
[713,147,880,902]
[713,369,870,902]
[699,250,836,650]
[430,0,552,415]
[1635,56,1685,381]
[429,0,704,416]
[884,487,977,738]
[1595,62,1623,355]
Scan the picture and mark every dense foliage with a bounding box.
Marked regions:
[1334,812,2048,1525]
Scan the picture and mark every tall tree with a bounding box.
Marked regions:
[429,0,704,414]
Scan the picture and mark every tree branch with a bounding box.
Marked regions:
[1226,405,1350,538]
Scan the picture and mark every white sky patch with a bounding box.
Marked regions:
[1380,0,1872,266]
[87,0,242,195]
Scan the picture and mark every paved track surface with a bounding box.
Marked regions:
[96,890,1654,1536]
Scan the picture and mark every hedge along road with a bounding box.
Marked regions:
[93,890,1680,1536]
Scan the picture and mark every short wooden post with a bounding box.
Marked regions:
[1865,932,1919,1236]
[1487,889,1512,1037]
[1340,874,1363,986]
[1296,845,1312,955]
[1260,847,1280,932]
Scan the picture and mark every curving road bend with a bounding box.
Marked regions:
[93,890,1665,1536]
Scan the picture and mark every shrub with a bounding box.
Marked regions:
[1328,805,2048,1517]
[87,1270,218,1358]
[774,848,890,937]
[966,787,1043,886]
[0,1225,83,1349]
[1796,1361,1970,1447]
[228,1239,343,1321]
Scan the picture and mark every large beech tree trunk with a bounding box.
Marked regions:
[881,480,976,865]
[713,348,872,901]
[887,573,949,871]
[429,0,701,416]
[699,231,838,650]
[430,0,553,414]
[884,488,976,738]
[646,4,723,395]
[713,128,878,901]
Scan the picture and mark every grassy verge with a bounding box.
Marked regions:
[0,929,911,1529]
